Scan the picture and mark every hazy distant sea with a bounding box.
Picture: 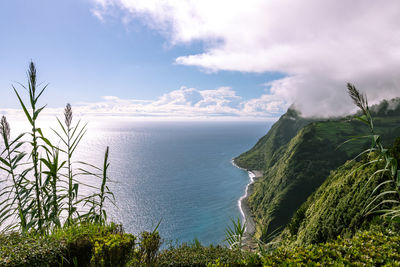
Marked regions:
[14,119,271,245]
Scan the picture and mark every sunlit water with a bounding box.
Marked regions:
[3,118,270,245]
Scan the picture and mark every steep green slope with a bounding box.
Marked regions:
[285,156,391,245]
[235,99,400,241]
[234,108,314,170]
[285,136,400,245]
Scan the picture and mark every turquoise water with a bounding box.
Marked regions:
[75,120,270,245]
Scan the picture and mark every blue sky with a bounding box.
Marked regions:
[0,0,283,119]
[1,0,399,119]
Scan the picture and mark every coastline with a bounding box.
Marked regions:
[231,159,263,235]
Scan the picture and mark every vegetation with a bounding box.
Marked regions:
[0,62,114,233]
[285,154,395,245]
[346,84,400,220]
[0,223,135,266]
[157,243,259,266]
[281,85,400,246]
[129,222,162,266]
[234,97,400,241]
[1,63,400,266]
[0,62,165,266]
[0,232,65,266]
[262,228,400,266]
[224,217,246,250]
[52,103,87,226]
[2,223,400,266]
[157,228,400,266]
[234,108,314,171]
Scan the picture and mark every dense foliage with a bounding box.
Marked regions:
[0,233,64,266]
[157,229,400,266]
[3,226,400,266]
[157,243,259,266]
[262,229,400,266]
[283,86,400,246]
[0,223,135,266]
[286,155,395,244]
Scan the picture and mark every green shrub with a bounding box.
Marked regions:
[52,223,134,267]
[91,232,135,267]
[0,232,65,266]
[262,229,400,266]
[129,230,161,266]
[0,223,135,267]
[156,243,259,266]
[206,253,262,267]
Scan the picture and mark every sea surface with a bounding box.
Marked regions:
[9,118,271,245]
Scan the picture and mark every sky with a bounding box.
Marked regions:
[0,0,400,120]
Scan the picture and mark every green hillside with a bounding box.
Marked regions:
[285,152,398,245]
[234,98,400,241]
[234,108,314,170]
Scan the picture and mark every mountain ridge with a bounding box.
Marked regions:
[234,97,400,241]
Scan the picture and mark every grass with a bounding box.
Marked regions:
[0,62,115,234]
[224,217,246,250]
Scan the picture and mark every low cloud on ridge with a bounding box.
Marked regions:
[92,0,400,117]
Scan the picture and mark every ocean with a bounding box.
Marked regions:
[8,118,271,245]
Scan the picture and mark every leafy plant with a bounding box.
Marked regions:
[224,217,246,250]
[255,221,281,253]
[13,61,49,233]
[52,103,87,226]
[0,116,29,232]
[78,146,115,225]
[132,220,162,266]
[346,83,400,219]
[0,62,116,233]
[41,146,65,229]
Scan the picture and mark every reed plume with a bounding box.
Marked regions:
[0,116,10,141]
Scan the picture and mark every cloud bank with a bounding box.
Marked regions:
[1,87,286,121]
[92,0,400,117]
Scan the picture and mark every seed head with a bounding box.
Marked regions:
[0,116,10,141]
[28,61,37,93]
[347,83,368,116]
[64,103,73,128]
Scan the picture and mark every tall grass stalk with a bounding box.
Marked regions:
[0,116,28,231]
[52,104,87,226]
[77,146,115,225]
[346,83,400,219]
[224,217,246,250]
[41,147,65,230]
[0,61,116,234]
[13,62,49,232]
[99,146,110,224]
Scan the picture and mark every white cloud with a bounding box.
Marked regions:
[92,0,400,117]
[80,86,286,118]
[1,86,287,120]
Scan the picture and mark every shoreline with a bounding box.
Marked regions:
[231,159,263,235]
